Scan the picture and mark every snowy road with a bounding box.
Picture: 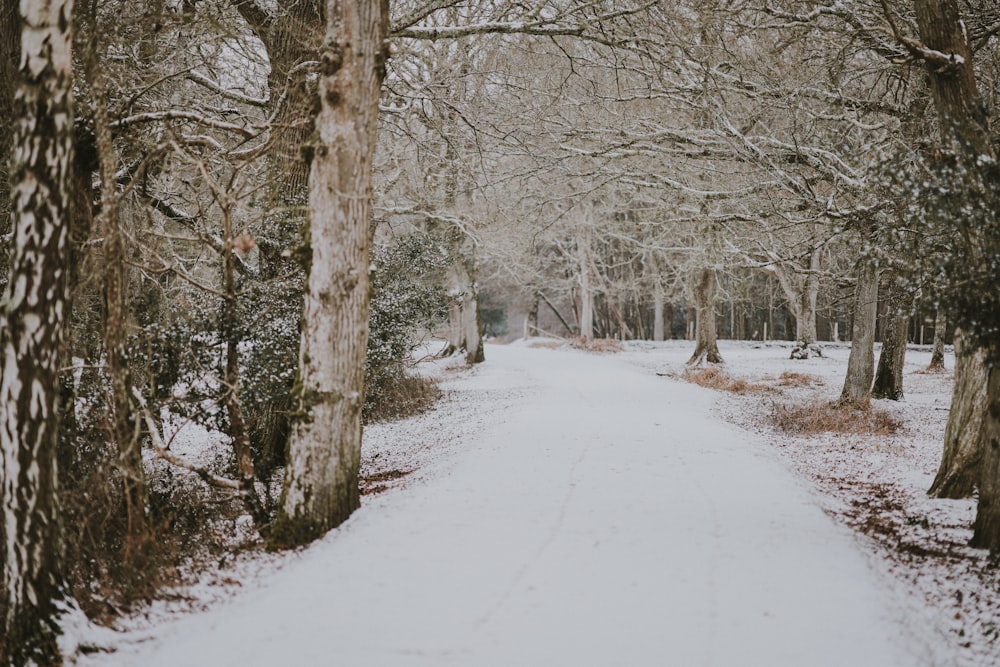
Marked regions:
[89,344,928,666]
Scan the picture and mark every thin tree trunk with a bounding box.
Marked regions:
[1,1,75,661]
[270,0,389,549]
[928,310,946,370]
[840,259,878,404]
[929,333,987,498]
[687,268,722,365]
[90,62,150,553]
[653,279,665,342]
[871,273,909,400]
[796,272,819,345]
[525,295,539,338]
[220,203,268,527]
[578,231,594,339]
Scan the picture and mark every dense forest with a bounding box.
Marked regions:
[2,0,1000,663]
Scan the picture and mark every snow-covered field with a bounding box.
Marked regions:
[72,339,999,666]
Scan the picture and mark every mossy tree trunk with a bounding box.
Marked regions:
[971,361,1000,550]
[912,0,999,548]
[270,0,389,549]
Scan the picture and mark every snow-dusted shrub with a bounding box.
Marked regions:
[364,233,448,421]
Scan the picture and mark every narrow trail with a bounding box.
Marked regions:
[91,344,926,667]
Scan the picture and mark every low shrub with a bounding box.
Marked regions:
[776,371,823,387]
[772,400,902,435]
[570,337,624,353]
[683,367,770,394]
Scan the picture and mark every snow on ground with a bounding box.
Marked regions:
[72,340,987,666]
[620,339,1000,667]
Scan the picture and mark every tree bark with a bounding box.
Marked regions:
[970,361,1000,551]
[270,0,389,549]
[687,268,722,365]
[653,278,665,341]
[796,261,820,345]
[1,1,75,662]
[443,256,484,364]
[840,259,878,404]
[912,0,1000,547]
[578,229,594,339]
[871,273,910,400]
[929,333,987,498]
[0,0,17,296]
[928,310,946,370]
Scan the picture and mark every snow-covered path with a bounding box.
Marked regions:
[90,344,927,666]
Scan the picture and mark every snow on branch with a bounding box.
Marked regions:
[132,388,242,492]
[112,110,258,138]
[186,70,269,108]
[395,20,584,40]
[895,36,965,71]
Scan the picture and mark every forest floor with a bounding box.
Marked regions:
[69,340,997,666]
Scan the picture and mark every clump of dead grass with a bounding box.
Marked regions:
[683,366,771,395]
[527,339,565,350]
[772,399,902,435]
[775,371,823,387]
[570,337,624,353]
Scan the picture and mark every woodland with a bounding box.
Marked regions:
[2,0,1000,664]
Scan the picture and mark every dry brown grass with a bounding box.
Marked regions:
[772,399,902,435]
[527,339,565,350]
[570,337,624,353]
[775,371,823,387]
[364,373,442,423]
[682,367,771,395]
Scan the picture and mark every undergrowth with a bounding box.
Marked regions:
[772,400,902,435]
[570,337,624,353]
[364,371,442,423]
[775,371,823,387]
[683,366,771,394]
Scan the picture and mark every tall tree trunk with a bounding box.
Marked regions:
[0,0,16,295]
[687,268,722,365]
[232,0,324,493]
[871,273,910,400]
[1,0,75,662]
[270,0,389,549]
[929,333,987,498]
[928,310,946,370]
[913,0,999,548]
[840,259,878,404]
[971,361,1000,551]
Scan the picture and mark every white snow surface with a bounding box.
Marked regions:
[81,342,936,666]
